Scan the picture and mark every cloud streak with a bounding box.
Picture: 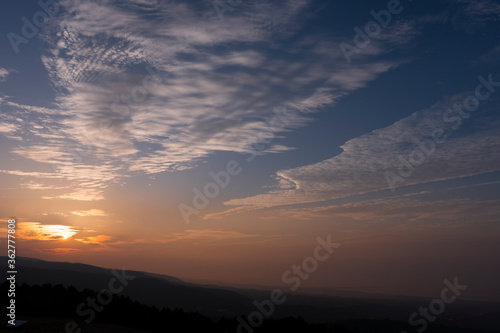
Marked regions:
[224,91,500,209]
[0,0,414,201]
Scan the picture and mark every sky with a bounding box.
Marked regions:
[0,0,500,301]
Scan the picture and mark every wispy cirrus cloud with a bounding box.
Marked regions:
[0,67,10,81]
[20,182,68,191]
[71,230,263,249]
[35,247,81,254]
[163,229,259,243]
[0,123,20,135]
[0,0,418,201]
[71,209,108,217]
[75,234,113,245]
[451,0,500,32]
[280,198,500,225]
[74,234,119,251]
[223,92,500,210]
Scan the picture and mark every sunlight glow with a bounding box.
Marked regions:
[18,222,79,241]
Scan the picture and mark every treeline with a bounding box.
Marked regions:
[2,282,353,333]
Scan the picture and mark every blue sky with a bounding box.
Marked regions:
[0,0,499,299]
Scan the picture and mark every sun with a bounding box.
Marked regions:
[60,232,72,240]
[17,222,78,241]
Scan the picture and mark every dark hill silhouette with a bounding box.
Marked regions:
[3,282,499,333]
[2,282,347,333]
[2,257,500,332]
[2,256,254,318]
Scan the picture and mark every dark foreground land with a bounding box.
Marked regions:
[2,258,500,333]
[3,282,500,333]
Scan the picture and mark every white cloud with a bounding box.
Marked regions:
[0,123,19,134]
[451,0,500,32]
[224,93,500,209]
[44,190,105,201]
[1,0,417,199]
[71,209,108,217]
[280,198,500,224]
[0,67,10,81]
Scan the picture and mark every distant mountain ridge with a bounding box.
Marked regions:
[1,256,253,318]
[10,256,186,285]
[3,256,500,332]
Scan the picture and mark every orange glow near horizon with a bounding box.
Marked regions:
[17,222,79,241]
